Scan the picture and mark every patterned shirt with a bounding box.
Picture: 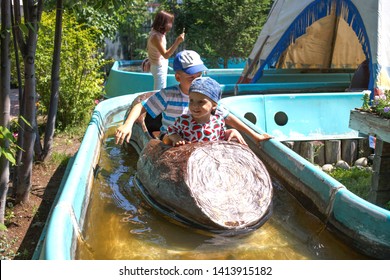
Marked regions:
[142,85,229,133]
[167,114,226,142]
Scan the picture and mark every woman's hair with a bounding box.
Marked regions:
[152,10,174,34]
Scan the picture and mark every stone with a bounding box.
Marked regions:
[354,157,368,167]
[322,164,334,172]
[336,160,351,170]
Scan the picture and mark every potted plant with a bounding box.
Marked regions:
[360,88,390,118]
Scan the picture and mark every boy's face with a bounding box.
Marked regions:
[175,71,202,94]
[189,92,217,122]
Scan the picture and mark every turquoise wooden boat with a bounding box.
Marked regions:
[32,0,390,260]
[220,93,390,259]
[103,60,353,98]
[33,88,390,259]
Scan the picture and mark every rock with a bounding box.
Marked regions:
[354,157,368,167]
[336,160,351,170]
[322,164,334,172]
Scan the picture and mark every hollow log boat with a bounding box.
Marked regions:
[125,92,273,233]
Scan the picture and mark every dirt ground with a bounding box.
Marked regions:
[2,134,81,260]
[0,89,80,259]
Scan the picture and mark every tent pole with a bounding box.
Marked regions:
[328,12,341,69]
[238,35,270,84]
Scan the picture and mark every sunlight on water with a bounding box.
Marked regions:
[76,124,367,260]
[120,65,143,72]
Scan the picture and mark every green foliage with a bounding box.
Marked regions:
[71,5,120,43]
[0,126,21,166]
[360,89,390,119]
[58,125,87,140]
[4,208,15,223]
[371,89,390,118]
[116,0,151,59]
[361,91,370,110]
[0,200,19,259]
[46,0,151,58]
[0,234,19,260]
[330,167,390,210]
[329,167,372,200]
[165,0,273,68]
[51,151,71,167]
[35,11,108,130]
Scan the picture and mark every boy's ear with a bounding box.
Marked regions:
[175,72,181,82]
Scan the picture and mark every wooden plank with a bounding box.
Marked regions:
[358,138,371,158]
[341,139,358,165]
[293,141,301,155]
[300,142,314,163]
[370,140,390,207]
[325,140,341,164]
[313,141,325,166]
[381,140,390,157]
[349,110,390,142]
[282,141,294,149]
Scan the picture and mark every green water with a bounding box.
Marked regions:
[76,125,367,260]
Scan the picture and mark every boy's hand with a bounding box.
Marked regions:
[168,134,189,147]
[225,129,247,145]
[173,140,190,147]
[115,124,133,145]
[256,133,273,142]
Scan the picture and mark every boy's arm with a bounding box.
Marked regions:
[225,114,272,143]
[115,102,146,145]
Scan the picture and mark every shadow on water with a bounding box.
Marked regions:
[76,125,368,260]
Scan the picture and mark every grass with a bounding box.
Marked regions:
[0,234,19,260]
[328,167,390,210]
[329,167,372,200]
[50,151,71,167]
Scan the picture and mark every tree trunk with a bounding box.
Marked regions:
[0,0,12,224]
[11,1,25,188]
[41,0,63,161]
[14,0,44,204]
[223,57,228,68]
[136,139,273,231]
[15,53,37,203]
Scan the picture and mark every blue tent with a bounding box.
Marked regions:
[239,0,390,96]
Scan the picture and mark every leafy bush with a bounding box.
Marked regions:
[0,234,19,260]
[35,11,108,130]
[331,167,390,210]
[329,167,372,200]
[0,125,20,166]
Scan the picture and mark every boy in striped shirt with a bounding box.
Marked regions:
[115,50,271,145]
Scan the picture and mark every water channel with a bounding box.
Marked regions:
[76,121,368,260]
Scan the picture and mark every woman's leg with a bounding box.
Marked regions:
[150,59,168,90]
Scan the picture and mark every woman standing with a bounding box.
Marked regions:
[147,10,185,90]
